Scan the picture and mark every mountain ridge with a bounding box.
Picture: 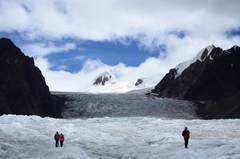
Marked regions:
[152,44,240,118]
[0,37,64,117]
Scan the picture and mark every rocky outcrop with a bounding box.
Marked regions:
[152,45,240,118]
[135,78,143,86]
[197,91,240,119]
[0,38,63,117]
[93,76,111,86]
[93,71,113,86]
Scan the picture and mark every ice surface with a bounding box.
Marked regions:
[1,115,240,159]
[58,92,197,119]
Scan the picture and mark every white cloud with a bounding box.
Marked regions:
[21,42,76,56]
[1,0,240,92]
[56,65,68,70]
[0,0,239,41]
[74,55,86,61]
[35,57,165,92]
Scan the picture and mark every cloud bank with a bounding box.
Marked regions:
[1,0,239,40]
[1,0,240,92]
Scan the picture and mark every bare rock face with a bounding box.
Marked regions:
[152,45,240,118]
[0,38,63,117]
[93,71,113,86]
[135,78,143,86]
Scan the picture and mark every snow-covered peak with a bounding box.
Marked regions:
[86,71,160,94]
[175,45,215,78]
[195,44,215,62]
[233,45,239,52]
[93,70,116,86]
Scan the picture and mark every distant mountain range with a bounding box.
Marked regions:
[152,45,240,119]
[88,70,156,93]
[93,71,145,87]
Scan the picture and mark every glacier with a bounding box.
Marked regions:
[1,115,240,159]
[58,92,197,119]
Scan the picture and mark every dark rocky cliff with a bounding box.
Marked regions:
[93,71,113,86]
[152,45,240,119]
[0,38,63,117]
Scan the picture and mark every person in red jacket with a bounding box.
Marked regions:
[182,127,190,148]
[59,133,64,147]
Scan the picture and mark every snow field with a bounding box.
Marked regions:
[0,115,240,159]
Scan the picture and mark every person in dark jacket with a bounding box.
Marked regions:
[182,127,190,148]
[59,133,65,147]
[54,131,60,147]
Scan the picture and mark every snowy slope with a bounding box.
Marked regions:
[1,115,240,159]
[175,45,215,78]
[87,72,160,94]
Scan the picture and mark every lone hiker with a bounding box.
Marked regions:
[59,133,65,147]
[54,131,59,147]
[182,127,190,148]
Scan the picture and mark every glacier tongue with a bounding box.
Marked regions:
[1,115,240,159]
[59,92,197,119]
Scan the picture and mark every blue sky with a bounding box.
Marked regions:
[46,40,162,72]
[226,28,240,38]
